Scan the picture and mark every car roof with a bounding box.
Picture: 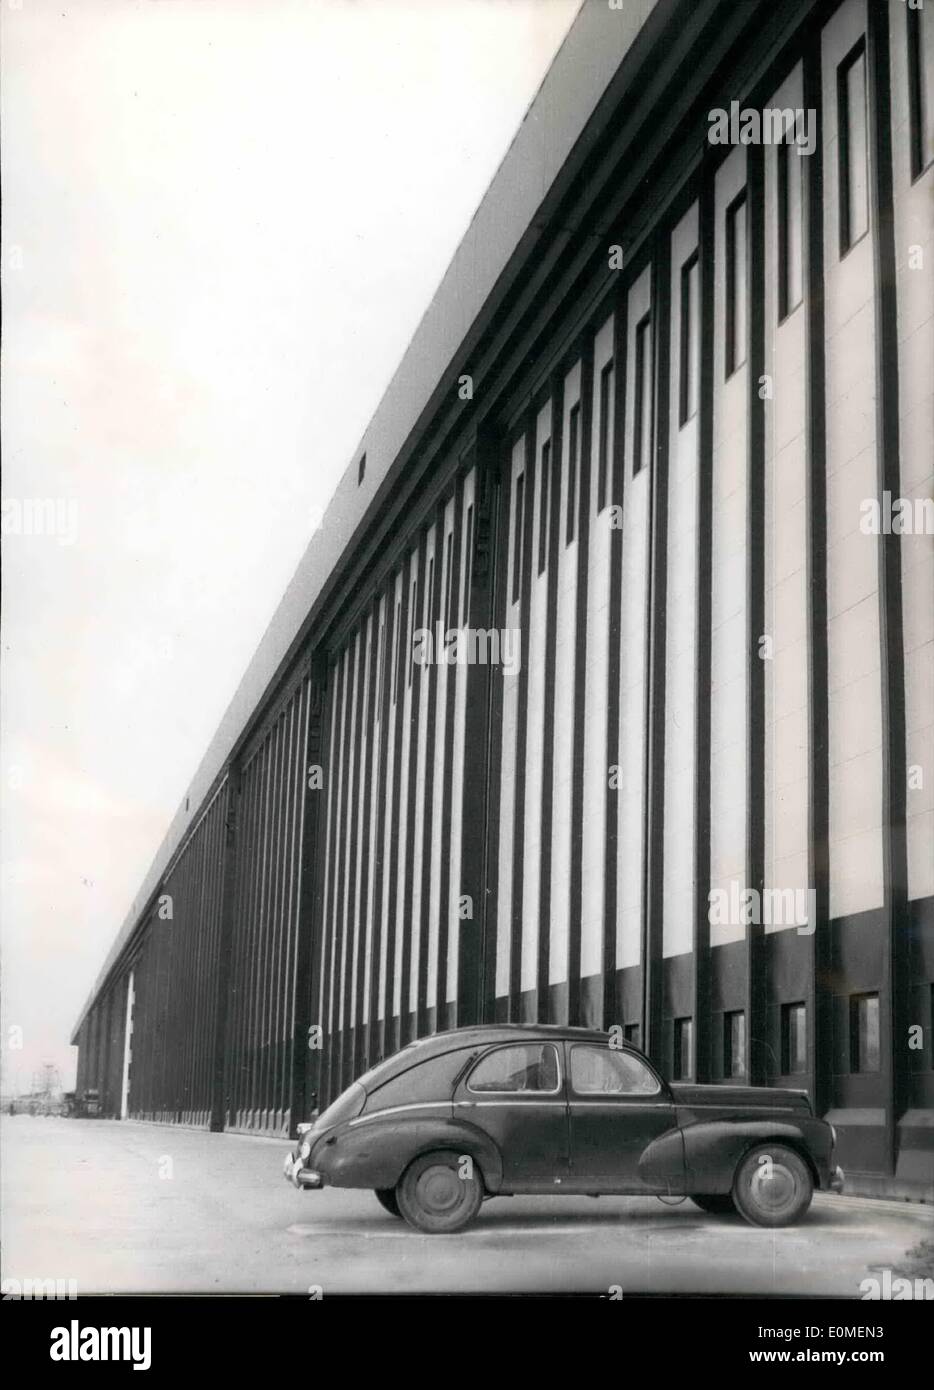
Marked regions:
[354,1023,647,1093]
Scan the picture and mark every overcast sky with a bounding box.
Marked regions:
[1,0,580,1094]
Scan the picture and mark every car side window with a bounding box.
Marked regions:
[569,1046,660,1096]
[466,1043,560,1094]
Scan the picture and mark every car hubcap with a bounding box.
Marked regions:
[750,1160,798,1215]
[417,1165,464,1215]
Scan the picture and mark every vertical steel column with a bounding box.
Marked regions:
[802,30,832,1120]
[212,764,241,1130]
[693,156,716,1084]
[642,233,672,1068]
[867,0,908,1174]
[569,331,595,1026]
[603,289,628,1029]
[436,476,465,1025]
[461,427,505,1026]
[509,409,536,1019]
[536,378,564,1020]
[745,140,767,1085]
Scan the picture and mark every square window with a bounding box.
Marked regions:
[850,993,880,1073]
[673,1017,693,1080]
[724,1010,746,1078]
[781,1002,807,1074]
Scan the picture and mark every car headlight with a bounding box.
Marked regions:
[299,1138,312,1162]
[830,1124,837,1147]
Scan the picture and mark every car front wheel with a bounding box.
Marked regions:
[732,1143,813,1227]
[396,1150,483,1234]
[375,1188,402,1217]
[690,1193,736,1215]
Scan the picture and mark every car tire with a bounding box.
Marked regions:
[374,1188,402,1217]
[732,1143,813,1227]
[396,1150,484,1234]
[690,1193,736,1215]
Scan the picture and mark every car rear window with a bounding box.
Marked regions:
[365,1047,480,1113]
[466,1043,560,1094]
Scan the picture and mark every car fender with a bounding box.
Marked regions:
[311,1112,505,1192]
[679,1118,821,1194]
[637,1127,687,1192]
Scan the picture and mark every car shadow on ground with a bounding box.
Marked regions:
[287,1196,855,1238]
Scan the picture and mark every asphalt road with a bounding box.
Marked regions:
[2,1115,931,1296]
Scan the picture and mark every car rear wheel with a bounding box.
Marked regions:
[374,1188,401,1217]
[396,1150,483,1234]
[690,1193,736,1215]
[732,1143,813,1227]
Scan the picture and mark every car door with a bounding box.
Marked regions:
[565,1043,684,1194]
[452,1041,569,1192]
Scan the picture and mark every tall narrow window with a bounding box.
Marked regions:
[406,577,419,688]
[392,598,401,705]
[850,993,880,1073]
[538,439,551,575]
[633,313,653,474]
[724,1011,746,1078]
[679,253,699,425]
[781,1002,807,1074]
[463,504,474,609]
[511,472,525,605]
[422,561,433,669]
[674,1018,693,1080]
[909,4,934,179]
[725,191,747,375]
[778,138,804,319]
[566,402,581,544]
[376,619,386,724]
[838,40,869,254]
[444,532,454,629]
[597,360,614,511]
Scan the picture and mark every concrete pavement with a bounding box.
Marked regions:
[2,1115,931,1296]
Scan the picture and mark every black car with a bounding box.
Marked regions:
[284,1024,844,1234]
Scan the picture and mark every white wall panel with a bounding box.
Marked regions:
[617,267,652,969]
[550,362,582,986]
[495,440,525,1000]
[664,206,699,958]
[710,147,749,947]
[822,0,884,919]
[582,314,616,978]
[763,63,811,935]
[891,0,934,903]
[522,403,553,992]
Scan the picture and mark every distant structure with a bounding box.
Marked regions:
[72,0,933,1200]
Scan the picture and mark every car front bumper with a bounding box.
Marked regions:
[283,1149,324,1191]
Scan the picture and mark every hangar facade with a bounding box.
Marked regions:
[73,0,934,1200]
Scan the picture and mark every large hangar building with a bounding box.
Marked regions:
[72,0,934,1201]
